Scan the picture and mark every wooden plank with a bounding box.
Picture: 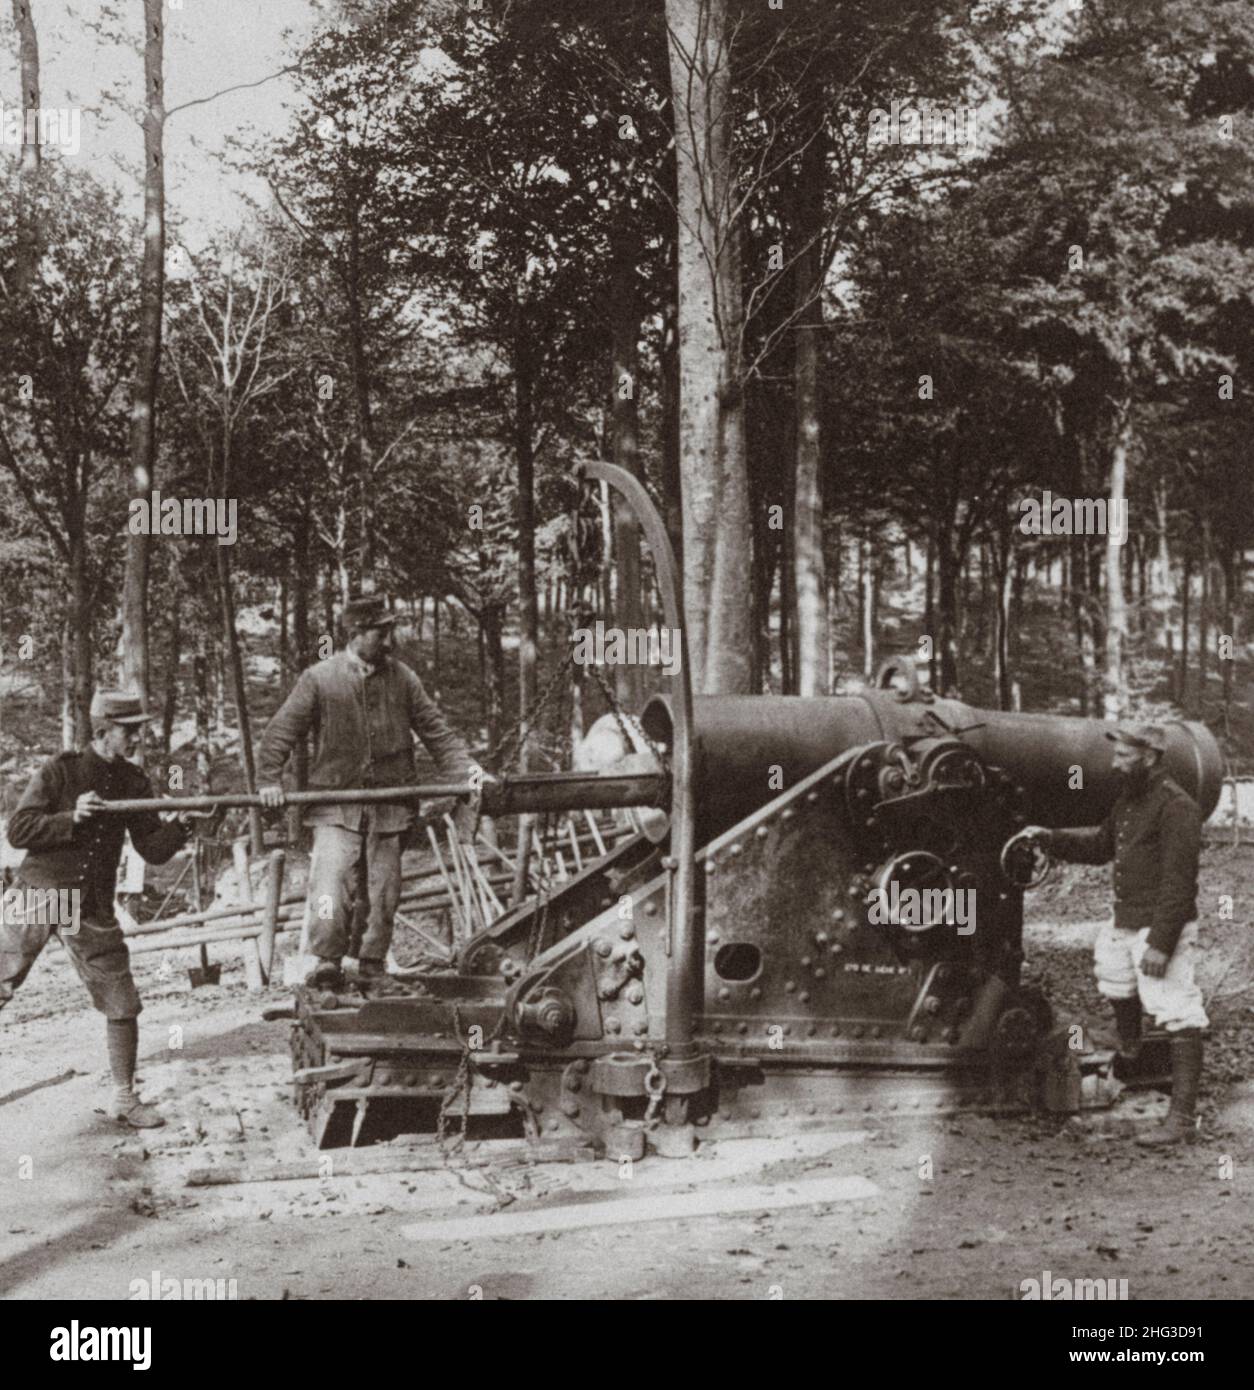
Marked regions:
[186,1137,595,1187]
[399,1173,880,1243]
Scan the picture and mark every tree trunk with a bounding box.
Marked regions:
[216,547,263,854]
[10,0,41,296]
[1070,533,1098,714]
[161,574,181,759]
[862,537,875,679]
[1178,549,1192,706]
[1103,401,1131,719]
[1198,514,1211,719]
[935,535,960,696]
[67,532,92,747]
[1153,480,1174,656]
[120,0,165,706]
[609,231,644,710]
[194,623,212,792]
[511,322,539,905]
[346,205,376,590]
[481,602,506,759]
[665,0,753,695]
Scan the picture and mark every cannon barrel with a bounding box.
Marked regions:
[641,692,1222,846]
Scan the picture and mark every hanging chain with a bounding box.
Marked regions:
[437,1002,474,1161]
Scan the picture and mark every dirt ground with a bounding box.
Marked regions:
[2,845,1253,1302]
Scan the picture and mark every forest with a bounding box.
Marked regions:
[3,0,1254,822]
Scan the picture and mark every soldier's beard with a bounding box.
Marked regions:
[1117,763,1152,796]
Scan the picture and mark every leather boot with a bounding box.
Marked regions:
[1110,997,1142,1080]
[1137,1031,1202,1147]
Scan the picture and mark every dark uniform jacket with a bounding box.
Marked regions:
[256,651,472,834]
[7,748,187,919]
[1051,770,1201,955]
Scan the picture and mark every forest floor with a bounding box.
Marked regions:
[2,612,1253,1300]
[1,843,1252,1303]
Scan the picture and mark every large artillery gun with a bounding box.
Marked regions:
[286,461,1223,1150]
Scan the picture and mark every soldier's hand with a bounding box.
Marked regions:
[258,785,286,809]
[74,791,106,824]
[1139,946,1170,979]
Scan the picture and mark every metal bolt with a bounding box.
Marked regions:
[756,825,769,839]
[644,901,658,916]
[731,843,743,856]
[799,991,810,1004]
[595,938,613,957]
[707,931,719,945]
[607,1018,621,1034]
[626,982,644,1005]
[737,1023,748,1035]
[800,955,812,968]
[634,1021,648,1035]
[750,986,762,1001]
[785,980,796,994]
[632,1038,645,1052]
[832,909,845,922]
[814,967,826,980]
[704,860,717,875]
[620,923,635,940]
[806,791,819,803]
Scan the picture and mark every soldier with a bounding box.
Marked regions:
[1,692,210,1128]
[257,594,476,990]
[1022,722,1207,1147]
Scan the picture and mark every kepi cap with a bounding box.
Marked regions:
[90,690,154,725]
[1105,721,1167,754]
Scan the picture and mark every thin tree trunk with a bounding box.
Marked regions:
[216,547,263,855]
[1198,515,1211,719]
[194,622,212,792]
[10,0,41,296]
[120,0,165,707]
[1103,401,1131,718]
[609,230,644,710]
[161,575,181,759]
[1178,549,1192,707]
[511,324,539,906]
[67,533,92,747]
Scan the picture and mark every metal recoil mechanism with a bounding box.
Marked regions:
[287,460,1225,1152]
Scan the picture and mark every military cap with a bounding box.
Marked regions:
[344,594,399,633]
[1105,721,1168,754]
[89,690,155,725]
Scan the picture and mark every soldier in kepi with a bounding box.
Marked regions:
[1,692,213,1128]
[1020,722,1207,1147]
[257,594,478,991]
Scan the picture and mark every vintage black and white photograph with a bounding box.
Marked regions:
[1,0,1252,1331]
